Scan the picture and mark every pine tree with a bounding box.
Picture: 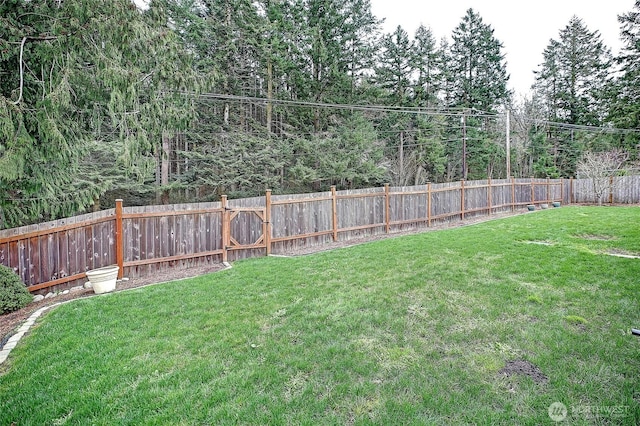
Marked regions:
[341,0,382,102]
[609,0,640,155]
[447,9,510,179]
[412,115,447,183]
[533,16,613,176]
[449,8,510,112]
[411,25,441,107]
[375,25,414,105]
[558,17,612,125]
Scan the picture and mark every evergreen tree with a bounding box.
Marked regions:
[447,9,510,179]
[373,25,418,185]
[341,0,382,101]
[375,26,414,105]
[201,0,262,126]
[557,17,611,125]
[449,8,510,112]
[312,114,387,188]
[291,0,350,131]
[609,0,640,156]
[0,0,201,228]
[533,16,613,176]
[285,0,380,131]
[412,115,447,183]
[411,25,441,107]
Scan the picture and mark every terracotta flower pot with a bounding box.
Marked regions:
[85,265,119,294]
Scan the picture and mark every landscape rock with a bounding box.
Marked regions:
[84,282,93,289]
[62,290,70,295]
[69,286,84,293]
[44,292,55,299]
[32,295,45,303]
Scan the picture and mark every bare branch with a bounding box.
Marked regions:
[577,150,630,204]
[11,37,27,105]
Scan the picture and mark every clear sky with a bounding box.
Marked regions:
[369,0,634,98]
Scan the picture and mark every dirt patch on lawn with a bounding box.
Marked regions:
[522,240,554,246]
[604,248,640,259]
[498,360,549,385]
[577,234,618,241]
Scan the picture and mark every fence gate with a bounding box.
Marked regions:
[223,207,267,260]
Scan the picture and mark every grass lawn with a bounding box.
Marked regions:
[1,206,639,425]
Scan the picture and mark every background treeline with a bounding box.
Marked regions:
[1,0,639,229]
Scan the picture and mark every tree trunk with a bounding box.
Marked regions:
[223,103,230,126]
[266,59,273,133]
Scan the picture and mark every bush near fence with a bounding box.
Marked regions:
[1,176,636,294]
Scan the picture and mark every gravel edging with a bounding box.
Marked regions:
[0,302,66,365]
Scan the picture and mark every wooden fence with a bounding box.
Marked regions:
[2,176,636,293]
[569,175,640,204]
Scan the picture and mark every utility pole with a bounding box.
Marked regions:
[506,109,511,178]
[461,113,467,180]
[399,131,405,185]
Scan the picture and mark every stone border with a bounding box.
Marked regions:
[0,303,61,365]
[0,262,232,367]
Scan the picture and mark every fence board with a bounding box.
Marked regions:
[388,186,428,229]
[271,190,334,252]
[118,201,225,278]
[65,216,77,280]
[74,223,86,278]
[58,230,69,280]
[27,236,39,285]
[336,187,385,239]
[0,241,7,269]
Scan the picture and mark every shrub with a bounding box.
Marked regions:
[0,265,33,315]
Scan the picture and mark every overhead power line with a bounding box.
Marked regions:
[522,118,640,134]
[193,92,640,135]
[194,92,500,118]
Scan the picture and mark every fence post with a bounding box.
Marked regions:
[385,183,390,234]
[609,176,614,204]
[560,179,564,204]
[546,177,551,204]
[331,186,338,242]
[115,199,124,279]
[487,178,492,215]
[221,195,229,263]
[427,182,432,227]
[460,180,465,220]
[570,177,574,204]
[265,189,272,256]
[511,177,515,211]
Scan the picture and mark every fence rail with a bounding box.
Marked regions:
[1,176,636,293]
